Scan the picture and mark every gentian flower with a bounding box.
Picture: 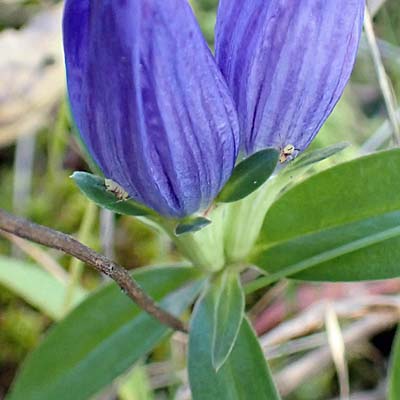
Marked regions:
[63,0,240,218]
[215,0,365,155]
[63,0,364,219]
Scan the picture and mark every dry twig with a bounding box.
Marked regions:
[0,208,188,332]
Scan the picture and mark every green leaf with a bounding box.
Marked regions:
[251,211,400,288]
[0,256,86,320]
[71,172,152,216]
[286,142,349,171]
[218,149,279,203]
[389,325,400,400]
[7,266,201,400]
[175,216,211,235]
[260,149,400,243]
[212,272,245,371]
[188,285,281,400]
[251,150,400,283]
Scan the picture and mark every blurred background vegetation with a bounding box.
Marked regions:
[0,0,399,399]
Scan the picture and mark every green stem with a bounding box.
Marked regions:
[156,208,225,272]
[224,175,287,264]
[63,201,97,313]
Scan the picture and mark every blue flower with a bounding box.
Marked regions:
[216,0,365,155]
[63,0,364,218]
[63,0,240,218]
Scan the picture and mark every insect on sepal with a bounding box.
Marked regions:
[71,172,153,216]
[279,144,300,164]
[104,179,130,202]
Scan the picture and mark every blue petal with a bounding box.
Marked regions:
[215,0,365,155]
[63,0,239,218]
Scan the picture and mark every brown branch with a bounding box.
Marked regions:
[0,208,188,332]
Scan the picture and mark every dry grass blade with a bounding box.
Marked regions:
[274,312,398,396]
[361,108,400,153]
[325,304,350,400]
[0,230,69,283]
[364,5,400,145]
[367,0,388,17]
[260,295,400,347]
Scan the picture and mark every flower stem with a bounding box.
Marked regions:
[156,209,226,272]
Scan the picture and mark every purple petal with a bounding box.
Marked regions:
[215,0,365,154]
[63,0,239,218]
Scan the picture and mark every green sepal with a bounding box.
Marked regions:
[175,216,212,236]
[285,142,349,172]
[217,148,279,203]
[71,172,152,216]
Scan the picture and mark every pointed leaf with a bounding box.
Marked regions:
[188,285,281,400]
[218,149,279,203]
[250,211,400,289]
[252,149,400,285]
[175,217,212,236]
[7,266,201,400]
[0,256,86,320]
[71,172,153,216]
[212,272,245,371]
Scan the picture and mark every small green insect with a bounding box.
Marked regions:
[104,179,130,201]
[279,144,299,163]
